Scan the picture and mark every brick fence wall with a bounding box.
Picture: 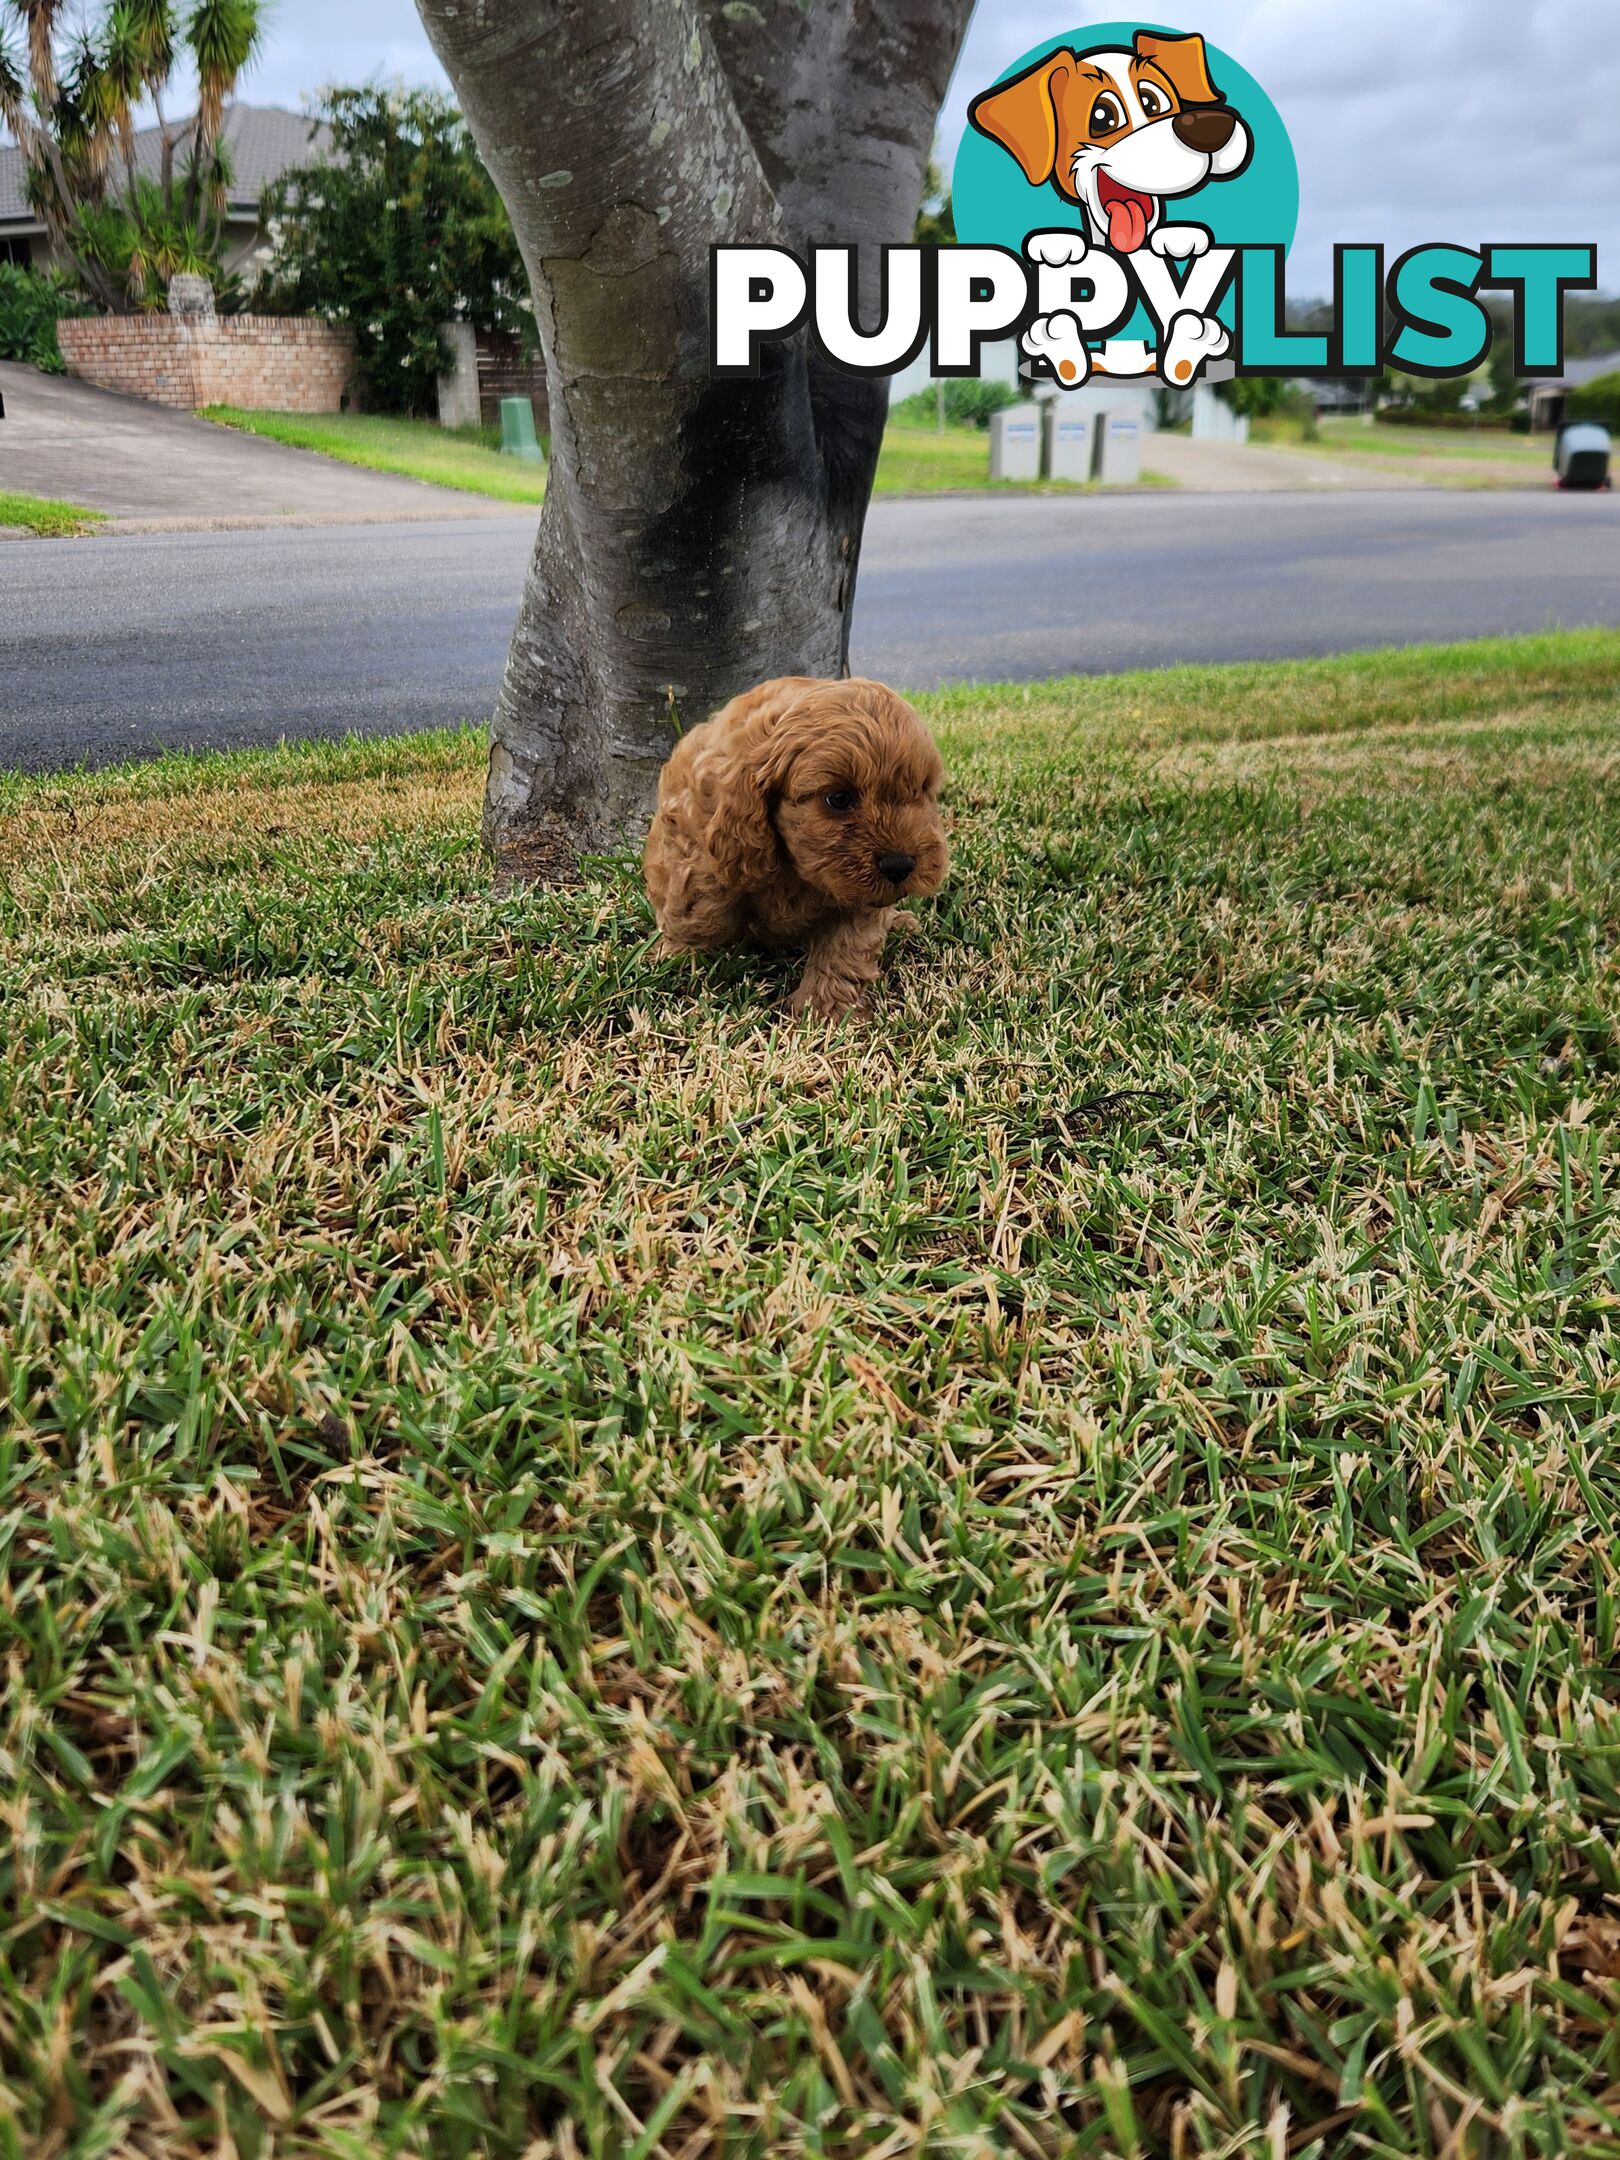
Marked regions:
[57,315,358,412]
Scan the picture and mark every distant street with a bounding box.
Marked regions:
[5,489,1620,770]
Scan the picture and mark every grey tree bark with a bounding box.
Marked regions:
[410,0,977,878]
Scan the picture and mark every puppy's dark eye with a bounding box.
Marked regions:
[1090,91,1126,136]
[1138,83,1169,117]
[823,788,857,814]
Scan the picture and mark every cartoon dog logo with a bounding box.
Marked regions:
[968,31,1251,387]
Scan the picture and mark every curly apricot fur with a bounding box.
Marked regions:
[643,677,949,1019]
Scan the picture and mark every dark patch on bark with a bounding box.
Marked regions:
[637,352,820,630]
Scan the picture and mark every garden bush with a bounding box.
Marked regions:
[1568,369,1620,432]
[0,264,91,373]
[256,86,533,415]
[891,377,1020,429]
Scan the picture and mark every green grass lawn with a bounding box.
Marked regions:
[877,421,1174,493]
[0,488,106,537]
[204,410,1170,502]
[4,630,1620,2154]
[1255,414,1550,469]
[201,408,550,504]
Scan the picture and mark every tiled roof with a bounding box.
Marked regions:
[0,103,329,226]
[1561,349,1620,388]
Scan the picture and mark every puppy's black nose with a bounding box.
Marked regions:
[1173,107,1237,152]
[877,851,916,884]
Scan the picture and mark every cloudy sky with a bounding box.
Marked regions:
[48,0,1620,299]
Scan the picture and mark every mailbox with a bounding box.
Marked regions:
[989,403,1042,482]
[1044,404,1094,482]
[1095,410,1142,484]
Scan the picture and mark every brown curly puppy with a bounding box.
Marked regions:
[643,676,949,1018]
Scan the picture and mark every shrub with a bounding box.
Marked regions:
[256,86,533,416]
[1227,380,1318,441]
[1221,375,1290,419]
[1568,370,1620,433]
[1376,407,1510,431]
[891,378,1019,430]
[0,264,91,372]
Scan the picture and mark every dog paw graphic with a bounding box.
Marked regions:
[1159,309,1230,387]
[1024,228,1092,268]
[1022,312,1091,388]
[1149,223,1213,260]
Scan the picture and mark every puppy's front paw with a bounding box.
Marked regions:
[788,975,867,1022]
[1158,309,1230,386]
[1025,227,1092,269]
[1150,224,1212,260]
[1022,312,1090,388]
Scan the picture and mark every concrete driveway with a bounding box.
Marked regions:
[0,360,513,526]
[1146,434,1422,491]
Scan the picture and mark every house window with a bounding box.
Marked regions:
[0,234,34,268]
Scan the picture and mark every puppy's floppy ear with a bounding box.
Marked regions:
[702,729,795,894]
[968,49,1074,188]
[1134,30,1223,106]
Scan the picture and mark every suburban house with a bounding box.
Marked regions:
[1301,378,1371,415]
[1526,349,1620,432]
[0,103,328,278]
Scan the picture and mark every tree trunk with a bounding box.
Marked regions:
[411,0,975,878]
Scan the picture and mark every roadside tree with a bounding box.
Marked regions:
[411,0,977,876]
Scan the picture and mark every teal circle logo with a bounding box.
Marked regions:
[953,21,1297,345]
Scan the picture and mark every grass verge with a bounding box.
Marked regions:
[0,488,106,537]
[203,410,1173,502]
[201,408,549,504]
[1313,416,1545,463]
[3,630,1620,2154]
[876,420,1175,493]
[1251,415,1551,486]
[1251,414,1538,457]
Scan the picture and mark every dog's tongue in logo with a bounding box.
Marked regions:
[1097,171,1152,255]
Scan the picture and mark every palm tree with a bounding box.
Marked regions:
[185,0,258,230]
[0,0,262,309]
[1,2,77,266]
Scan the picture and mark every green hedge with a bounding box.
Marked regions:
[891,379,1020,430]
[0,265,92,372]
[1376,407,1512,431]
[1568,371,1620,432]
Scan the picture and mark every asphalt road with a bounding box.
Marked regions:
[5,489,1620,771]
